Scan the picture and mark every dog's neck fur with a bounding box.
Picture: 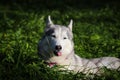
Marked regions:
[46,49,74,67]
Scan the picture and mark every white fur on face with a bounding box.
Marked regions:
[48,26,73,55]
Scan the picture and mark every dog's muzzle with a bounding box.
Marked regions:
[54,45,62,56]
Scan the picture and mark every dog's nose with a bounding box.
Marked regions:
[55,45,62,51]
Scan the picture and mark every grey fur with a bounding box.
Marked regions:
[38,16,120,74]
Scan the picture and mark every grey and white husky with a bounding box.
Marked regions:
[38,16,120,74]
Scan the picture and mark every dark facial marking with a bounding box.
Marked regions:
[45,28,55,36]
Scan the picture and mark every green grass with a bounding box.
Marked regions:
[0,2,120,80]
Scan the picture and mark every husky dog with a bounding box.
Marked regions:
[38,16,120,74]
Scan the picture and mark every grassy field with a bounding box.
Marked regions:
[0,1,120,80]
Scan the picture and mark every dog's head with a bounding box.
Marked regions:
[44,16,74,56]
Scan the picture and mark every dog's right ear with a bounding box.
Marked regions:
[46,15,54,28]
[68,19,73,31]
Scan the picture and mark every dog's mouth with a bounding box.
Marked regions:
[54,50,62,56]
[44,62,57,67]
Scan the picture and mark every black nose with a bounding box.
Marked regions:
[55,45,62,51]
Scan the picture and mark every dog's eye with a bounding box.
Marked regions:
[63,37,67,39]
[51,35,56,38]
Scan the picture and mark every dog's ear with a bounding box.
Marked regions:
[68,19,73,31]
[46,15,53,28]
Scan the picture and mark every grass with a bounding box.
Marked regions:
[0,1,120,80]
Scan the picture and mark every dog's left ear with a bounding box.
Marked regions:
[68,19,73,31]
[45,16,54,33]
[46,15,54,27]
